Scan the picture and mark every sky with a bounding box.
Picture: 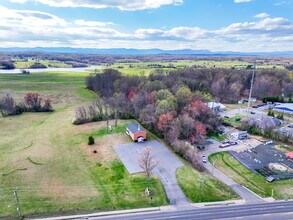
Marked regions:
[0,0,292,52]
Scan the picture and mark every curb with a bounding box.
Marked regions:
[192,199,245,208]
[30,207,161,220]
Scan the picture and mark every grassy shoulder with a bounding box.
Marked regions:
[209,152,293,199]
[176,165,239,202]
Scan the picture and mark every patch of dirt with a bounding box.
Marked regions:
[83,133,131,163]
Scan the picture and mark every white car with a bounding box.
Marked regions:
[202,155,207,163]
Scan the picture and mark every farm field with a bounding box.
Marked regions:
[106,60,285,75]
[0,72,168,218]
[209,152,293,199]
[13,58,71,69]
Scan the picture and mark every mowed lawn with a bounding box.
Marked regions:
[0,72,168,218]
[209,152,293,199]
[176,166,239,202]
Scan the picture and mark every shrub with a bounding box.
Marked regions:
[276,112,284,120]
[88,136,95,145]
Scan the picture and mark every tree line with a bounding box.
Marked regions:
[0,93,53,117]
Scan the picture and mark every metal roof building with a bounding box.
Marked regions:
[274,103,293,114]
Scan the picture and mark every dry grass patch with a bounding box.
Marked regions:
[83,133,130,163]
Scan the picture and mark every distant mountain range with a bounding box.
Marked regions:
[0,47,293,56]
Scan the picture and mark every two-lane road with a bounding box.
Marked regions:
[91,201,293,220]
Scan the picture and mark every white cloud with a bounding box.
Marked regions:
[0,5,67,27]
[0,6,292,52]
[74,20,114,27]
[254,13,269,19]
[9,0,184,10]
[234,0,253,3]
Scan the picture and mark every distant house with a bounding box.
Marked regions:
[207,102,226,112]
[274,103,293,114]
[231,131,248,140]
[126,123,147,142]
[241,115,282,130]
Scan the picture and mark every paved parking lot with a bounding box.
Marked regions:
[230,144,293,180]
[114,140,190,208]
[114,140,183,174]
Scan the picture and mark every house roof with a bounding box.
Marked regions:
[207,102,226,109]
[285,151,293,159]
[241,115,282,130]
[239,131,248,135]
[275,103,293,112]
[127,123,145,134]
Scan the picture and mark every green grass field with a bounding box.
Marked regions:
[14,58,70,68]
[0,72,168,218]
[209,152,293,199]
[106,60,285,75]
[176,166,239,202]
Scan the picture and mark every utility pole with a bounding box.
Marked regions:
[13,187,21,218]
[247,60,256,114]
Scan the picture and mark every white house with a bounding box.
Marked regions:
[207,102,226,112]
[231,131,248,140]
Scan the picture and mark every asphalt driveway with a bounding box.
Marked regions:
[114,140,191,208]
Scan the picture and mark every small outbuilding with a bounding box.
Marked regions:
[231,131,248,140]
[126,123,147,143]
[207,102,226,112]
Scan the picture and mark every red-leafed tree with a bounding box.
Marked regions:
[127,91,135,100]
[157,113,174,138]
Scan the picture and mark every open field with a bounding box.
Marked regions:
[209,152,293,199]
[14,58,71,69]
[0,72,168,218]
[107,60,285,75]
[176,166,239,202]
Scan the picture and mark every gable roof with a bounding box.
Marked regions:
[127,123,145,134]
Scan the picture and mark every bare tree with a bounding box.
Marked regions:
[0,94,17,117]
[139,147,159,179]
[95,98,104,116]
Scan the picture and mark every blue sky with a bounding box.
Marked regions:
[0,0,292,51]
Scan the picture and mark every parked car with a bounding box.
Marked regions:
[229,141,238,145]
[288,124,293,128]
[202,155,207,163]
[265,140,273,145]
[222,140,229,144]
[219,143,230,148]
[197,145,205,150]
[250,111,256,114]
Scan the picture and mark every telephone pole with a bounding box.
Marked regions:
[247,60,256,114]
[13,187,21,218]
